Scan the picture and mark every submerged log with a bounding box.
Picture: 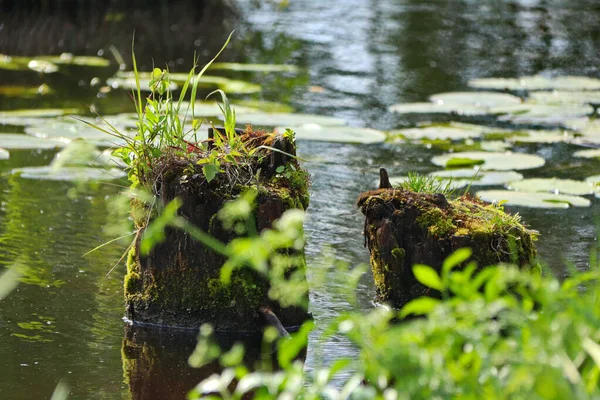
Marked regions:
[357,169,538,308]
[125,128,311,331]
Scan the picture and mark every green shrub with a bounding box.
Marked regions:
[185,194,600,400]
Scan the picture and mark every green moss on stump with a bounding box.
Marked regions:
[124,133,311,331]
[357,188,538,308]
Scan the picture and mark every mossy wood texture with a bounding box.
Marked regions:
[357,188,537,308]
[125,131,310,331]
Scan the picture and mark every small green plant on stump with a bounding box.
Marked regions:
[89,35,311,330]
[357,169,538,308]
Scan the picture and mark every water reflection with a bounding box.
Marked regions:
[122,324,304,399]
[2,0,600,397]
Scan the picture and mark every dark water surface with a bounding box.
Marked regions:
[1,0,600,398]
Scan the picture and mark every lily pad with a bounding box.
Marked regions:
[585,175,600,191]
[431,151,545,171]
[573,148,600,158]
[390,92,521,116]
[209,63,299,73]
[178,101,258,117]
[0,108,80,118]
[0,54,28,71]
[507,178,595,196]
[236,112,346,128]
[277,125,386,144]
[25,120,128,143]
[493,103,593,118]
[528,91,600,106]
[430,92,521,108]
[476,190,591,209]
[107,77,178,92]
[480,141,513,152]
[35,54,110,67]
[114,71,261,94]
[506,130,575,144]
[0,84,53,97]
[12,166,126,181]
[51,142,127,169]
[391,126,482,141]
[0,148,9,160]
[469,75,600,91]
[27,60,59,74]
[429,168,524,186]
[232,99,294,113]
[0,134,67,149]
[389,102,487,116]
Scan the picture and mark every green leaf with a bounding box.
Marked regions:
[140,198,182,255]
[413,264,443,290]
[400,297,441,317]
[442,248,473,277]
[202,164,219,182]
[276,165,285,174]
[219,342,245,367]
[278,320,314,368]
[446,157,485,168]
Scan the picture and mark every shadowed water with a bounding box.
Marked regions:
[1,0,600,398]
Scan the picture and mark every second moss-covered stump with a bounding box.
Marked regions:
[125,128,311,331]
[357,171,538,308]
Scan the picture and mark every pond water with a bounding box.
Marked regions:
[2,0,600,398]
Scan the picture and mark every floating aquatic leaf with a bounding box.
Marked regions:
[27,60,59,74]
[232,99,294,113]
[12,166,126,181]
[429,169,524,186]
[0,148,9,160]
[573,148,600,158]
[25,119,129,143]
[0,54,27,70]
[565,118,600,145]
[209,62,299,73]
[0,133,67,149]
[480,141,512,152]
[35,53,110,67]
[507,178,595,196]
[431,151,545,171]
[389,102,487,116]
[236,111,345,128]
[430,92,521,108]
[0,108,79,118]
[584,176,600,199]
[50,141,125,169]
[391,126,482,141]
[493,103,593,118]
[528,91,600,106]
[469,75,600,91]
[0,53,109,71]
[0,84,53,97]
[476,189,591,208]
[115,71,261,94]
[390,92,521,116]
[277,125,385,144]
[507,130,575,144]
[178,101,258,117]
[107,77,178,92]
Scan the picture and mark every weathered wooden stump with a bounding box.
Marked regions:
[357,169,538,308]
[125,128,311,331]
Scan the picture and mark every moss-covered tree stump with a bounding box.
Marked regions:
[357,171,537,308]
[125,129,311,331]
